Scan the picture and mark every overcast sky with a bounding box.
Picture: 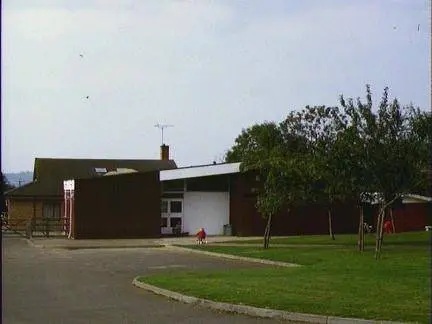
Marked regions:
[2,0,430,172]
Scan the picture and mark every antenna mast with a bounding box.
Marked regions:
[154,123,174,145]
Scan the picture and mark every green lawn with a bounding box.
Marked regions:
[220,231,430,246]
[139,232,430,323]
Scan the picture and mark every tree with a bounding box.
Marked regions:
[1,172,14,192]
[226,122,285,248]
[226,85,428,257]
[1,172,14,216]
[226,122,309,248]
[339,86,428,258]
[410,108,432,197]
[280,106,350,241]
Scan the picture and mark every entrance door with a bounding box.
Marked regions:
[161,199,183,235]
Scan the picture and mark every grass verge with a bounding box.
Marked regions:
[219,231,430,246]
[139,232,430,323]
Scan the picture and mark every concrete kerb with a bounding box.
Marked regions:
[164,244,300,268]
[132,277,403,324]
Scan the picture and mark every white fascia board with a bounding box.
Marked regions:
[401,194,432,204]
[361,192,432,205]
[160,163,241,181]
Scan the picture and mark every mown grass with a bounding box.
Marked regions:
[220,231,430,247]
[139,232,431,323]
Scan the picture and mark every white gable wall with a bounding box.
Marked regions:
[183,192,229,235]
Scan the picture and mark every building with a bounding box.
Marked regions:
[63,162,363,239]
[5,152,177,232]
[6,145,430,238]
[64,163,431,239]
[367,194,432,233]
[64,163,240,239]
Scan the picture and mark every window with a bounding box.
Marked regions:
[161,217,168,227]
[170,201,182,213]
[43,203,61,220]
[161,201,168,213]
[94,167,107,175]
[170,217,182,228]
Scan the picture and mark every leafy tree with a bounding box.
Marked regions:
[225,122,284,165]
[410,108,432,196]
[226,122,284,248]
[339,85,428,258]
[226,122,309,248]
[280,106,349,240]
[226,85,428,257]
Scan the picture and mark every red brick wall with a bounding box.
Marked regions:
[6,198,63,231]
[392,204,431,232]
[368,203,430,233]
[6,199,38,230]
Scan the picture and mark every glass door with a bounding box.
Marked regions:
[161,199,183,235]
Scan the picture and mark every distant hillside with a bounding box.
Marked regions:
[4,171,33,187]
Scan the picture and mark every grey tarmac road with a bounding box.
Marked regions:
[2,235,293,324]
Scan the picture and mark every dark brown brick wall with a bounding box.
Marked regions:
[229,172,265,236]
[270,202,359,236]
[73,171,161,239]
[229,172,359,236]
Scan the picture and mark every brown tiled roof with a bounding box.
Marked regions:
[6,158,177,198]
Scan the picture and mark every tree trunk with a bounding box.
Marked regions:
[263,213,273,249]
[375,205,385,260]
[361,207,365,251]
[358,205,364,251]
[328,208,335,240]
[374,207,382,258]
[379,208,385,256]
[374,195,401,260]
[263,223,269,249]
[389,208,395,233]
[379,208,387,251]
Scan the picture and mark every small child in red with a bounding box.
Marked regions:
[196,228,207,244]
[383,220,393,234]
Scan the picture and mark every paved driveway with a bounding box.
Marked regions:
[2,236,288,324]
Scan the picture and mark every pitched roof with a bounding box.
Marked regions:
[6,158,177,198]
[5,181,60,198]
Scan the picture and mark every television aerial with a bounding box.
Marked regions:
[154,123,174,145]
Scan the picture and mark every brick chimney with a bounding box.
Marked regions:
[160,145,169,160]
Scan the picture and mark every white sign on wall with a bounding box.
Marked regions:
[63,180,75,191]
